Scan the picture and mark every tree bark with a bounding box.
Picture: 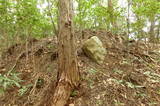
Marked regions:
[50,0,79,106]
[149,17,156,42]
[127,0,130,41]
[108,0,117,30]
[156,21,160,42]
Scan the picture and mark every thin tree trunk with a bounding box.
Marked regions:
[108,0,117,31]
[136,15,144,41]
[156,21,160,42]
[50,0,79,105]
[127,0,130,41]
[149,17,156,42]
[46,0,58,35]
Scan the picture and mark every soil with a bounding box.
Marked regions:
[0,30,160,106]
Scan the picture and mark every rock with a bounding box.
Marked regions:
[69,104,74,106]
[82,36,106,64]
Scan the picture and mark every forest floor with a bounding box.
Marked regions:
[0,30,160,106]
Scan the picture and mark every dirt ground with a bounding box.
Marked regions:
[0,30,160,106]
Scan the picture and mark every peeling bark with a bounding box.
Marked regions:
[50,0,79,106]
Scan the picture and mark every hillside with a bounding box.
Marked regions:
[0,30,160,106]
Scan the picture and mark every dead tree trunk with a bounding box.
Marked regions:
[51,0,79,106]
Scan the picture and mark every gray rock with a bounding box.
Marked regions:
[82,36,106,64]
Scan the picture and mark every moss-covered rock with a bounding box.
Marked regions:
[82,36,106,64]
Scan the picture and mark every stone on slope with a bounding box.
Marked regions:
[82,36,106,64]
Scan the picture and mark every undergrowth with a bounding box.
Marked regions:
[0,72,22,95]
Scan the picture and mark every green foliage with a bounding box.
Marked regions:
[114,99,125,106]
[14,0,53,38]
[18,84,32,96]
[112,68,123,74]
[0,0,160,47]
[70,90,78,97]
[132,0,160,17]
[0,0,54,49]
[0,73,22,94]
[143,71,160,83]
[131,0,160,40]
[88,68,98,75]
[110,78,145,89]
[74,0,123,32]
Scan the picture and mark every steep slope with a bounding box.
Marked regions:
[0,30,160,106]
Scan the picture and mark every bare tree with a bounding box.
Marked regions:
[149,17,156,42]
[51,0,80,105]
[46,0,58,35]
[108,0,117,30]
[127,0,131,41]
[156,21,160,41]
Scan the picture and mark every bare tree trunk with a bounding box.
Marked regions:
[136,15,144,41]
[108,0,117,31]
[46,0,58,35]
[149,17,156,42]
[156,21,160,42]
[50,0,79,106]
[127,0,130,41]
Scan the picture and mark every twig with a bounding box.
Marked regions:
[7,40,53,75]
[7,51,26,76]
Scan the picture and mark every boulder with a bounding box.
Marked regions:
[82,36,106,64]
